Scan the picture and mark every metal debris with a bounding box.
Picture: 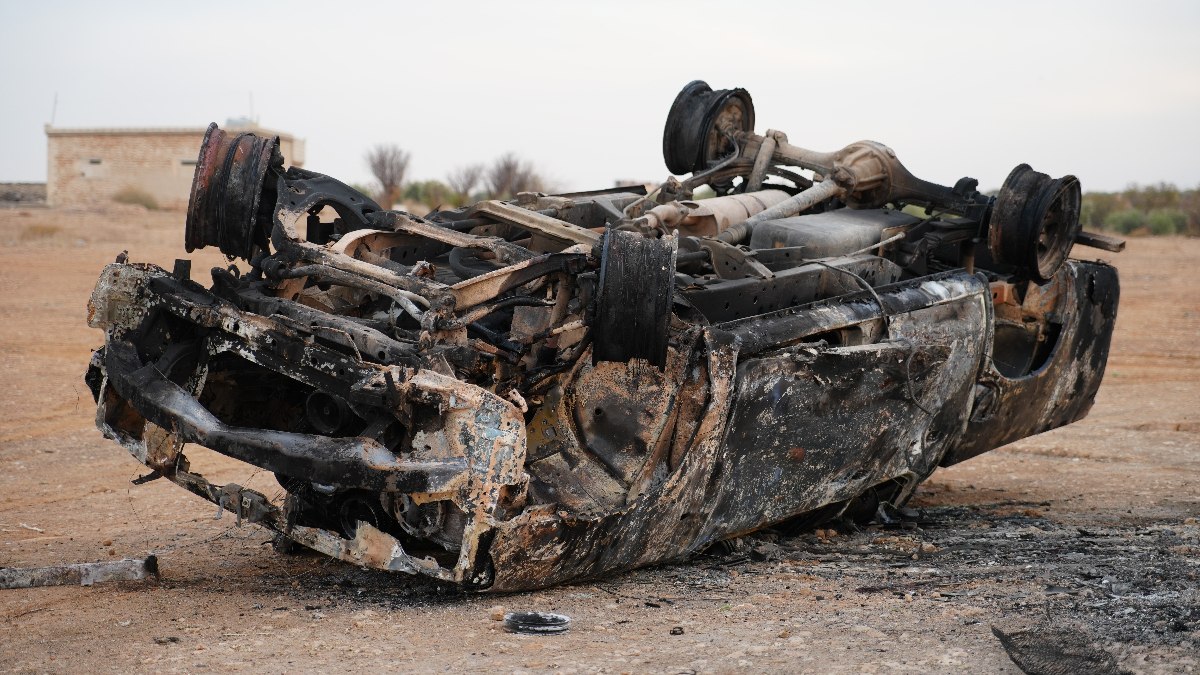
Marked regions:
[0,556,158,589]
[82,81,1121,592]
[504,611,571,635]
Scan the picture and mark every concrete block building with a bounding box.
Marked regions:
[45,120,304,209]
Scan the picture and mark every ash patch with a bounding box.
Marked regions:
[695,500,1198,656]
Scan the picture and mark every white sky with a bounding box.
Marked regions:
[1,0,1198,193]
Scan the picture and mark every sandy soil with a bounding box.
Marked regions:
[0,206,1196,673]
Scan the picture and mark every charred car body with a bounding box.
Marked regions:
[85,81,1121,591]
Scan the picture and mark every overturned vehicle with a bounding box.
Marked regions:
[86,81,1121,591]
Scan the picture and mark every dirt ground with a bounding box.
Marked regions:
[0,205,1196,673]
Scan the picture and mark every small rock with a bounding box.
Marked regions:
[489,605,505,621]
[670,626,684,635]
[153,636,180,645]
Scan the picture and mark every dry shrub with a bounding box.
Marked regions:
[20,223,62,240]
[112,187,159,210]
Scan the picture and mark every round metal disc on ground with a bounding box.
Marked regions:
[185,123,279,259]
[503,611,571,635]
[662,80,755,175]
[988,164,1082,281]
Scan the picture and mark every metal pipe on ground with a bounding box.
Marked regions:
[0,556,158,589]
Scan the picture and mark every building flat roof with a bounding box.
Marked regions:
[45,124,296,141]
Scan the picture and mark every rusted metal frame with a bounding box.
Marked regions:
[680,158,812,195]
[233,286,419,366]
[103,339,465,493]
[142,278,391,400]
[377,212,536,266]
[90,264,400,408]
[267,192,455,309]
[718,271,989,355]
[448,251,588,312]
[469,200,602,247]
[273,236,453,305]
[455,295,555,329]
[538,272,575,346]
[271,263,428,322]
[159,463,458,580]
[679,255,900,322]
[696,239,774,279]
[729,131,984,216]
[744,130,780,192]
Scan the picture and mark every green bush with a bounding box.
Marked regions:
[112,187,158,210]
[1081,192,1120,229]
[403,180,460,208]
[1104,209,1145,234]
[1145,208,1186,236]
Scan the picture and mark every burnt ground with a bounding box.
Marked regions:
[0,206,1196,673]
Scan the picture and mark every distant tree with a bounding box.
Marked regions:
[365,144,410,207]
[447,164,485,203]
[486,153,545,200]
[1123,182,1179,212]
[1081,192,1121,230]
[1180,188,1200,236]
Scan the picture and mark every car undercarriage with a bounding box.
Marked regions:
[84,81,1121,592]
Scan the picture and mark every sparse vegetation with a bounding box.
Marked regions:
[403,180,456,209]
[1084,183,1198,236]
[19,223,62,240]
[447,164,485,203]
[111,187,158,210]
[1146,208,1187,236]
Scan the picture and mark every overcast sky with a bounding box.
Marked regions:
[1,1,1198,194]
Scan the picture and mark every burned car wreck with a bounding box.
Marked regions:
[85,81,1121,592]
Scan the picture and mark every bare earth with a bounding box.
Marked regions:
[0,206,1197,673]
